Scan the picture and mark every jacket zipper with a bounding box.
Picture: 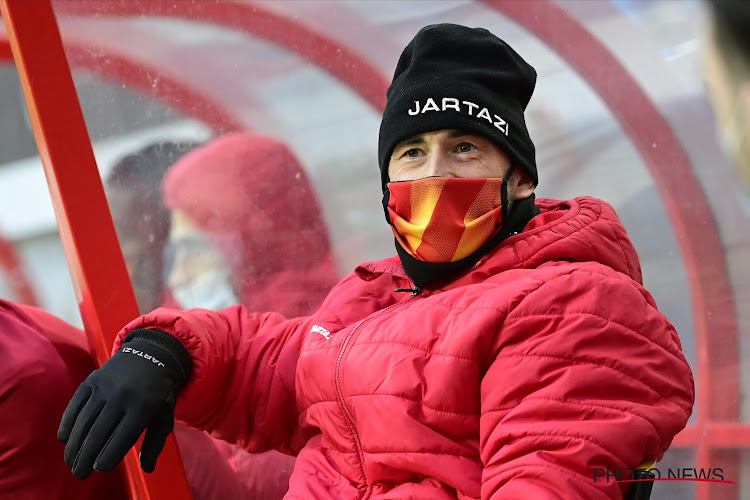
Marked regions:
[334,293,420,498]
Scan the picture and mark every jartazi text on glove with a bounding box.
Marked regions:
[122,346,165,368]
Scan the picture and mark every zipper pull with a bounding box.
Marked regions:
[393,285,422,296]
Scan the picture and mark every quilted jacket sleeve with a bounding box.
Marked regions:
[480,268,694,499]
[113,305,313,455]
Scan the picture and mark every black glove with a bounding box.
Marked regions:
[57,329,193,479]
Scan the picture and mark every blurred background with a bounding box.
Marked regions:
[0,1,747,498]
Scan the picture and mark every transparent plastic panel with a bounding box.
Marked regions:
[0,115,82,326]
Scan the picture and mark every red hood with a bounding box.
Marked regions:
[356,197,643,286]
[162,132,338,316]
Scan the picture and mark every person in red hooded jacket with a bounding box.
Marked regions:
[59,24,694,499]
[161,132,339,317]
[0,299,129,500]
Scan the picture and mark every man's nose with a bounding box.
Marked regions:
[423,151,454,178]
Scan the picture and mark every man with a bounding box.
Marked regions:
[58,24,694,499]
[106,141,200,313]
[703,0,750,193]
[161,132,339,316]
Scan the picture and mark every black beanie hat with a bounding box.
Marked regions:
[378,24,538,191]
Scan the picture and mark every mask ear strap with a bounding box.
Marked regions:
[382,186,392,225]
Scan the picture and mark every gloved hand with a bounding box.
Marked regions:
[57,329,193,478]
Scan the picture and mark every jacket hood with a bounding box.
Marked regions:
[357,197,643,286]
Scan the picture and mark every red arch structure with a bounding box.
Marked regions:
[2,1,742,499]
[0,38,245,133]
[51,0,390,111]
[0,28,37,305]
[0,233,38,306]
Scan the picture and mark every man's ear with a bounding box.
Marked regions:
[738,81,750,187]
[511,168,535,201]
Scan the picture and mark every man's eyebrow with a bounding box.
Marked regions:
[394,129,478,151]
[395,135,425,149]
[448,129,473,139]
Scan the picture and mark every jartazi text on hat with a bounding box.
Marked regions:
[407,98,510,135]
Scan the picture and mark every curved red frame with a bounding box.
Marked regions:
[0,28,37,305]
[52,0,390,111]
[0,234,38,305]
[2,1,741,499]
[0,39,244,133]
[65,44,246,133]
[0,34,10,59]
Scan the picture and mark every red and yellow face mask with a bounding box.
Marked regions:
[385,177,506,263]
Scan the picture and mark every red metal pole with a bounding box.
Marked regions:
[0,1,191,499]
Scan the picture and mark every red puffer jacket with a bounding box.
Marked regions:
[116,197,694,500]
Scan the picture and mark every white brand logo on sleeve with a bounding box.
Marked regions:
[123,346,166,367]
[407,98,509,135]
[310,325,332,339]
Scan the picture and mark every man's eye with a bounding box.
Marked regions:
[405,148,421,158]
[457,142,476,153]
